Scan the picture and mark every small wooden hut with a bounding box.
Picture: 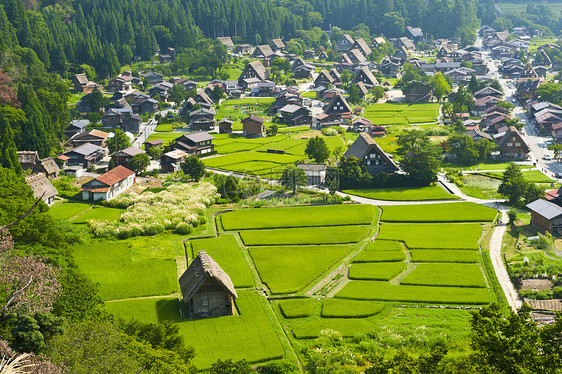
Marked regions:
[179,251,237,319]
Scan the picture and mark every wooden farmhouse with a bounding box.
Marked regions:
[343,133,399,175]
[352,66,379,89]
[25,173,58,206]
[171,132,215,156]
[242,115,265,138]
[81,165,135,201]
[111,146,146,167]
[526,199,562,236]
[323,92,352,122]
[69,129,109,148]
[218,118,233,134]
[404,81,433,103]
[179,251,237,319]
[495,126,530,160]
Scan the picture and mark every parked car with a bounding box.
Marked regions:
[543,154,553,160]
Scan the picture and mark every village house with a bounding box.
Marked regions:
[107,76,131,92]
[404,81,433,103]
[407,26,424,43]
[495,126,530,160]
[474,86,503,99]
[72,73,96,93]
[234,44,253,55]
[17,151,39,171]
[270,39,285,52]
[149,82,174,101]
[65,119,90,138]
[371,36,386,48]
[171,132,215,155]
[218,118,233,134]
[352,66,379,89]
[516,79,543,100]
[346,49,367,64]
[252,45,275,59]
[314,70,335,88]
[193,90,214,110]
[526,199,562,236]
[122,114,142,133]
[238,61,270,88]
[111,146,146,167]
[144,139,164,153]
[297,164,326,186]
[217,36,234,50]
[69,129,109,148]
[35,157,60,179]
[141,71,164,85]
[179,251,237,319]
[25,173,58,206]
[278,104,312,126]
[160,149,187,173]
[351,38,372,57]
[62,143,104,168]
[81,165,135,201]
[336,34,354,52]
[343,133,399,175]
[242,115,266,138]
[189,108,216,131]
[323,92,352,122]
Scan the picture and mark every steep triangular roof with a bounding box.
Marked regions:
[324,92,352,114]
[353,66,379,86]
[314,69,335,85]
[179,251,237,302]
[343,133,399,171]
[496,126,530,150]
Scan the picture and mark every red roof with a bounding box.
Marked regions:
[57,155,70,161]
[96,166,135,186]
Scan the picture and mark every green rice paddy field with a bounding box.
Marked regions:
[343,186,459,201]
[49,203,91,221]
[363,103,440,125]
[377,223,483,249]
[240,225,371,246]
[380,202,497,222]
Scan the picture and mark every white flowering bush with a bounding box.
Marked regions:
[91,182,219,238]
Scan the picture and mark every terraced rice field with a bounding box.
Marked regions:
[377,223,483,249]
[363,103,440,125]
[249,245,352,294]
[220,204,377,230]
[240,226,371,246]
[410,249,480,263]
[348,262,407,280]
[401,263,487,288]
[278,299,316,318]
[321,299,383,318]
[49,203,91,221]
[381,202,497,222]
[343,186,459,201]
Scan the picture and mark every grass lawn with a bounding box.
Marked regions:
[321,299,384,318]
[377,223,483,249]
[49,203,91,221]
[240,226,371,246]
[145,132,182,145]
[458,174,502,200]
[292,318,375,339]
[349,262,406,280]
[106,292,286,369]
[278,299,316,318]
[381,202,497,223]
[336,281,491,304]
[401,263,487,288]
[353,250,406,262]
[190,234,254,288]
[71,206,123,224]
[73,242,178,300]
[410,249,480,263]
[154,123,176,132]
[249,245,352,294]
[343,186,459,201]
[220,205,377,230]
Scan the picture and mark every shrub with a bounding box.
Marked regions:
[145,223,165,236]
[322,128,338,136]
[174,222,192,235]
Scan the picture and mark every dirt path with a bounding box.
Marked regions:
[488,209,523,312]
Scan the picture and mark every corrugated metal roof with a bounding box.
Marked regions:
[526,199,562,220]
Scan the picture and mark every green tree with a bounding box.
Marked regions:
[498,163,530,206]
[107,129,131,154]
[208,359,252,374]
[431,72,451,101]
[280,165,307,193]
[210,85,226,102]
[371,86,385,102]
[12,312,65,353]
[169,84,187,106]
[398,132,442,185]
[467,73,480,93]
[181,155,206,181]
[0,119,22,175]
[348,84,362,104]
[337,156,371,189]
[128,153,151,173]
[266,124,278,136]
[447,133,478,164]
[305,136,330,163]
[88,88,110,113]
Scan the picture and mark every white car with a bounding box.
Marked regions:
[543,154,553,161]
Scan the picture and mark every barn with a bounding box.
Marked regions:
[179,251,237,319]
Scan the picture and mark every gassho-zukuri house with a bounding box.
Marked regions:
[179,251,237,319]
[80,165,135,201]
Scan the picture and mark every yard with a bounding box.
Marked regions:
[343,186,459,201]
[220,204,377,230]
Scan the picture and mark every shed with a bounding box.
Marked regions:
[526,199,562,235]
[179,251,237,319]
[242,115,265,138]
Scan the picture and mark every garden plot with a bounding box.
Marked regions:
[343,186,459,201]
[221,204,377,230]
[106,292,286,370]
[377,223,483,249]
[336,281,491,304]
[190,234,254,288]
[321,299,383,318]
[240,226,371,246]
[348,262,406,280]
[401,263,487,288]
[410,249,480,263]
[249,245,352,294]
[292,318,375,339]
[49,202,91,221]
[73,242,178,300]
[381,202,497,223]
[278,299,316,318]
